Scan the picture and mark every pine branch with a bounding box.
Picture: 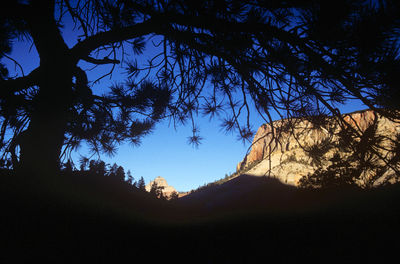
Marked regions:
[82,56,120,65]
[71,19,158,61]
[1,67,41,94]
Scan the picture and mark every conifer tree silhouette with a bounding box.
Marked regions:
[0,0,399,182]
[136,177,146,191]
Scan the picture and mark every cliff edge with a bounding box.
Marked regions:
[236,109,400,186]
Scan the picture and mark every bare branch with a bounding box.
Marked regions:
[71,19,158,61]
[82,56,120,65]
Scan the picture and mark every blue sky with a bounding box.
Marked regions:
[3,33,261,192]
[2,17,366,192]
[90,118,257,192]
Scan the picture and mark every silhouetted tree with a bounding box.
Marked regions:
[108,163,119,177]
[299,153,358,189]
[79,156,89,172]
[97,161,108,177]
[299,115,400,188]
[126,170,134,185]
[88,160,97,173]
[115,166,125,182]
[136,176,146,191]
[0,0,399,181]
[169,191,179,201]
[62,159,74,173]
[77,158,137,186]
[87,159,107,176]
[108,163,126,182]
[149,181,165,199]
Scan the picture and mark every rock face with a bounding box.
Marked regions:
[145,176,177,197]
[236,109,400,186]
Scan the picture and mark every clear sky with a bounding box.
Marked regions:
[3,31,262,192]
[87,118,258,192]
[2,17,366,192]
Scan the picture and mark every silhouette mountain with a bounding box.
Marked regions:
[179,175,296,213]
[2,169,400,262]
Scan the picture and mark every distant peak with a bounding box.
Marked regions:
[145,176,177,196]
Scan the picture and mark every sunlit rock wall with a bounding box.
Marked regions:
[145,176,177,197]
[237,109,400,186]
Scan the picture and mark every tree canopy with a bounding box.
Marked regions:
[0,0,399,179]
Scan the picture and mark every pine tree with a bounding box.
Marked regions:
[0,0,399,183]
[126,170,134,185]
[108,163,119,178]
[62,160,74,173]
[149,181,164,199]
[115,166,125,182]
[169,191,179,201]
[136,177,146,191]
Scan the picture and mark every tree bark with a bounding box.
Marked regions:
[17,0,73,178]
[18,74,71,177]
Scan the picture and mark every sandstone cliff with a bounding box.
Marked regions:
[145,176,177,197]
[236,109,400,187]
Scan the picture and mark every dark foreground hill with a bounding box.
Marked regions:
[1,170,400,263]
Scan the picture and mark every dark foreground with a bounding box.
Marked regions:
[1,171,399,263]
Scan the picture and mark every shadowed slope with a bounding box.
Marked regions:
[1,169,400,263]
[178,175,296,213]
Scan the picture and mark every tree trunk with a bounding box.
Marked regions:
[16,0,74,179]
[18,71,72,178]
[18,115,66,176]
